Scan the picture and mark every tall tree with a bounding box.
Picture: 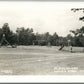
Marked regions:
[1,23,17,45]
[51,32,59,46]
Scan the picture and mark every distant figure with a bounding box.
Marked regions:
[68,40,73,52]
[70,45,73,53]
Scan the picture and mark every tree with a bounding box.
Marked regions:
[70,9,84,47]
[16,27,35,45]
[51,32,59,46]
[1,23,17,45]
[0,28,3,41]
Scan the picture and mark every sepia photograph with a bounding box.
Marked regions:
[0,1,84,76]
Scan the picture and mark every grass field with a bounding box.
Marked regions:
[0,46,84,75]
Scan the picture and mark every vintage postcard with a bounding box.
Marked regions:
[0,0,84,78]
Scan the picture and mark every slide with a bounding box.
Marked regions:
[59,44,64,50]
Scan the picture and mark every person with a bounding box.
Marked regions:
[70,45,73,53]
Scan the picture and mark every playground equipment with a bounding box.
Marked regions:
[59,44,64,50]
[0,34,17,48]
[0,23,17,48]
[0,34,10,45]
[59,39,73,52]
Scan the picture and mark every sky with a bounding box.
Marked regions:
[0,1,84,36]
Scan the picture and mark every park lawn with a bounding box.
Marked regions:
[0,46,84,75]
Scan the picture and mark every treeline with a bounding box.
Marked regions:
[67,26,84,47]
[1,23,84,47]
[0,23,60,46]
[15,27,59,46]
